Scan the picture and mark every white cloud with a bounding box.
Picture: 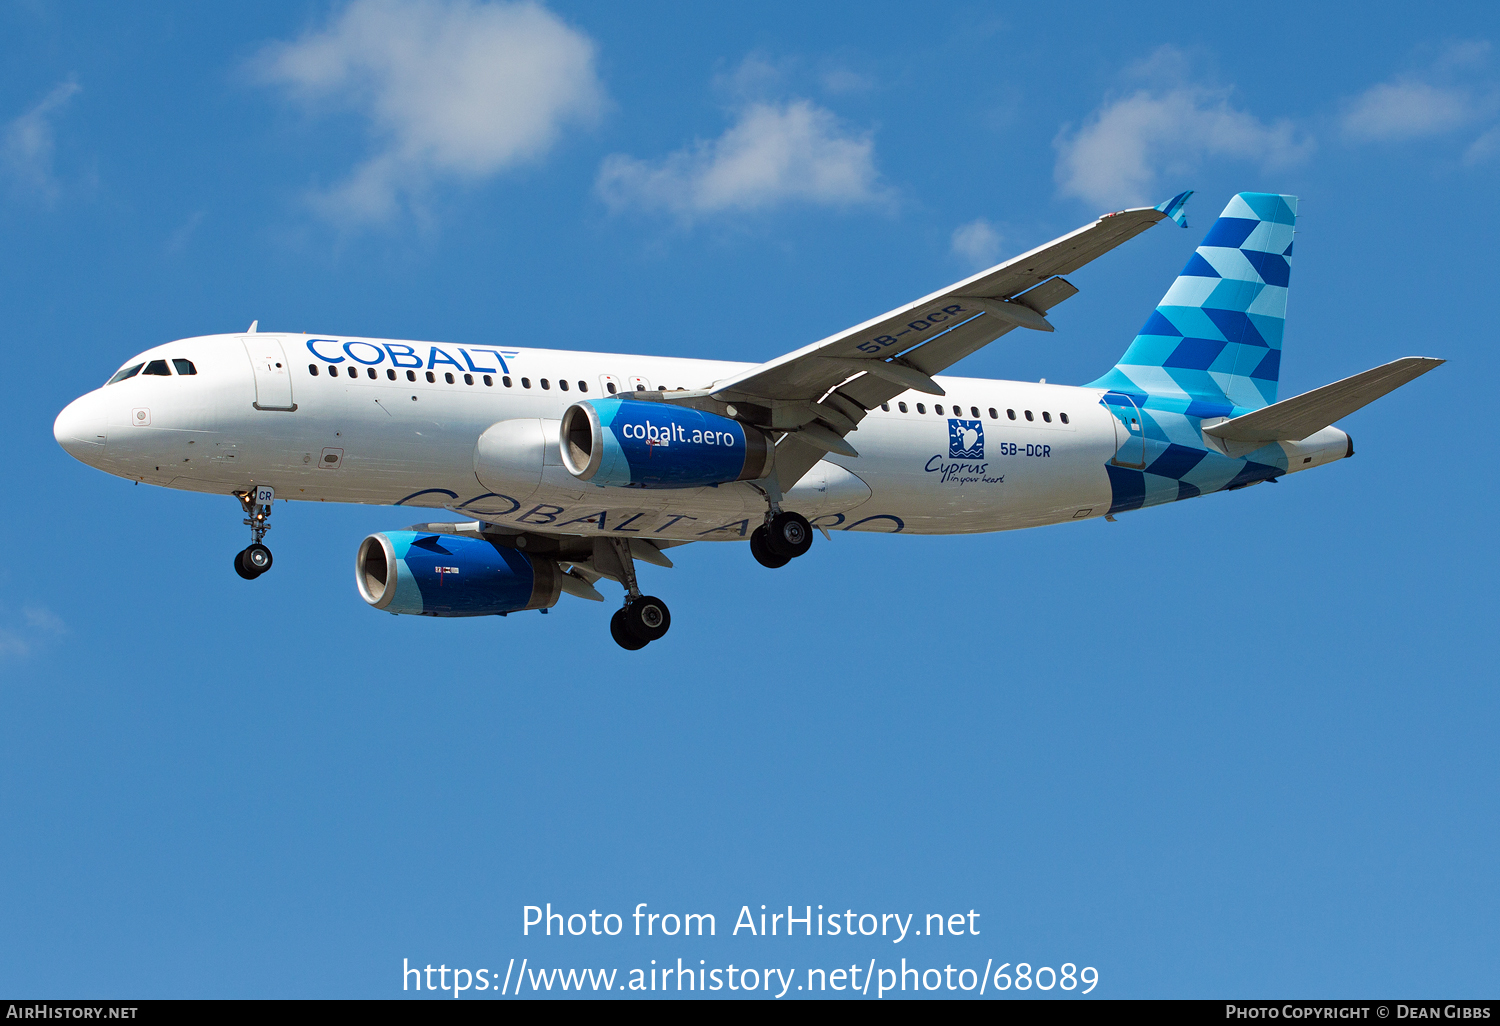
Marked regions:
[258,0,604,224]
[1054,48,1311,208]
[822,68,875,95]
[951,218,1002,268]
[3,79,80,200]
[716,53,788,100]
[1341,42,1497,145]
[24,606,65,634]
[1343,81,1476,141]
[1466,124,1500,164]
[714,52,875,100]
[0,604,65,661]
[166,210,206,253]
[597,100,887,219]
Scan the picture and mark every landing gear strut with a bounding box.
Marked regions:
[751,475,813,568]
[233,486,275,580]
[599,538,671,650]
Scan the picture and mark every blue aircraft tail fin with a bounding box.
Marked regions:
[1089,192,1297,410]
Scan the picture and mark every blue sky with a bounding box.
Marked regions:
[3,0,1497,999]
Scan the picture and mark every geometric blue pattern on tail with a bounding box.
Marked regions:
[1088,192,1297,411]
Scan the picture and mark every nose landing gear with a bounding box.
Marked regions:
[233,486,276,580]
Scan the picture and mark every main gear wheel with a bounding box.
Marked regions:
[765,511,813,559]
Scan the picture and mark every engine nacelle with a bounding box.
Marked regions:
[559,397,773,488]
[356,530,560,617]
[473,417,568,506]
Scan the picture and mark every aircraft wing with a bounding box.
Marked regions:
[675,192,1192,486]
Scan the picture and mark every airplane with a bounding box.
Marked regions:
[54,191,1442,649]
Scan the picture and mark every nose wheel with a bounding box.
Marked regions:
[235,543,273,580]
[233,486,276,580]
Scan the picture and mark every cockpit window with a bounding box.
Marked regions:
[172,359,197,375]
[107,363,144,385]
[142,359,171,376]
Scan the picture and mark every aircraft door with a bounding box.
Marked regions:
[242,336,297,411]
[1105,393,1146,468]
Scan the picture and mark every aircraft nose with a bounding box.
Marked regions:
[54,394,107,462]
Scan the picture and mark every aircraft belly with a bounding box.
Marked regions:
[450,459,874,540]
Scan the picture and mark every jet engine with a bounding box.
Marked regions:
[559,397,773,488]
[356,530,561,616]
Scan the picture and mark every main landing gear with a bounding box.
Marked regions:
[750,475,814,569]
[233,486,275,580]
[610,597,670,651]
[599,538,671,651]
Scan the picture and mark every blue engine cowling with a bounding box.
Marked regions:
[559,397,773,488]
[356,529,561,617]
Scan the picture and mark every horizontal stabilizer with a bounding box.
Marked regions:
[1203,357,1444,443]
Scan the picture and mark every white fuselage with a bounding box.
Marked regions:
[53,332,1340,541]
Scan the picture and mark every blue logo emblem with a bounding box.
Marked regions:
[948,419,983,459]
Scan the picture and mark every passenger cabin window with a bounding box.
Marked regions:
[483,375,493,386]
[502,375,512,387]
[308,363,319,376]
[559,379,569,391]
[172,359,196,376]
[971,407,980,418]
[935,404,944,415]
[407,370,417,382]
[348,366,359,378]
[522,377,532,388]
[579,381,588,392]
[1025,410,1034,421]
[445,372,455,384]
[988,408,998,419]
[1042,411,1052,422]
[387,369,397,380]
[143,359,171,376]
[1007,409,1016,420]
[607,382,617,394]
[426,371,436,383]
[541,378,550,389]
[367,367,377,379]
[880,403,890,411]
[1060,412,1070,424]
[108,363,144,385]
[916,403,926,414]
[898,402,908,413]
[463,373,473,385]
